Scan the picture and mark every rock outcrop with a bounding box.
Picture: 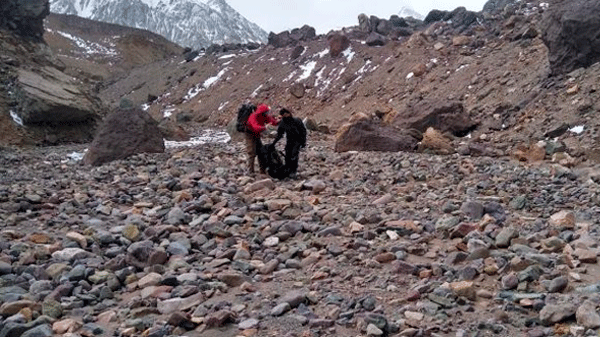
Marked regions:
[268,25,316,48]
[0,0,49,41]
[0,4,102,145]
[335,116,419,152]
[83,104,165,166]
[541,0,600,75]
[14,67,100,125]
[393,100,477,137]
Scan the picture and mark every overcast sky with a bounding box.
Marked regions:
[227,0,489,34]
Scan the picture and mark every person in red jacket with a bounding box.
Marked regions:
[244,104,279,174]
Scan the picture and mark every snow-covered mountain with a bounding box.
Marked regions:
[398,6,424,20]
[49,0,268,50]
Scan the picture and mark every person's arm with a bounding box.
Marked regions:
[298,119,307,147]
[266,114,279,126]
[272,124,285,145]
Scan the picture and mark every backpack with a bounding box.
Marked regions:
[258,143,288,180]
[236,103,256,132]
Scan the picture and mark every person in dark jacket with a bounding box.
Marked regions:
[245,103,279,174]
[271,108,307,178]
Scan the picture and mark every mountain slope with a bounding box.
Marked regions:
[49,0,268,50]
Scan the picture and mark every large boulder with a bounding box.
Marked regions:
[328,34,350,57]
[482,0,517,15]
[0,0,49,41]
[13,67,101,125]
[358,14,371,32]
[268,31,292,48]
[83,104,165,166]
[393,100,477,137]
[541,0,600,75]
[366,32,387,46]
[268,25,316,48]
[335,117,419,152]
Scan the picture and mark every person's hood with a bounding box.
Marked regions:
[256,104,270,114]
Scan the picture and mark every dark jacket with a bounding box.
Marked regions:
[272,117,307,147]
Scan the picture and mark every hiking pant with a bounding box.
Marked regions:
[284,142,303,174]
[244,133,265,173]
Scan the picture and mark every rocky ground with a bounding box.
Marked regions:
[2,131,600,337]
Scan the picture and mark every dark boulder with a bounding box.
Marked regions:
[449,7,479,31]
[290,45,304,61]
[335,117,419,152]
[83,102,165,166]
[328,34,350,57]
[268,31,293,48]
[290,25,316,41]
[541,0,600,75]
[482,0,517,15]
[0,0,49,41]
[269,25,316,48]
[366,32,387,46]
[393,100,477,137]
[369,16,381,33]
[183,50,199,62]
[389,15,409,28]
[424,9,448,24]
[376,19,393,36]
[391,28,413,38]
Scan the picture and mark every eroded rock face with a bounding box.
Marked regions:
[541,0,600,75]
[393,100,477,137]
[14,67,100,124]
[83,106,165,166]
[335,118,419,152]
[0,0,49,41]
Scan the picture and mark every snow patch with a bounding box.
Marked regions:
[203,67,229,88]
[357,60,372,74]
[165,130,231,148]
[65,151,86,162]
[218,101,229,111]
[284,70,298,82]
[569,125,584,134]
[10,110,23,126]
[343,48,355,62]
[297,61,316,82]
[251,84,263,98]
[316,49,329,58]
[52,30,117,57]
[406,72,414,80]
[163,106,177,118]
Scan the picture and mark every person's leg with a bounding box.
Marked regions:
[255,137,266,174]
[285,142,301,176]
[244,133,256,173]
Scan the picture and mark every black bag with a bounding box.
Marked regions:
[235,103,256,132]
[258,143,288,179]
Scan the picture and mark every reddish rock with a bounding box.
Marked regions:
[84,104,164,166]
[328,34,350,57]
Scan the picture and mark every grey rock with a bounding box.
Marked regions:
[270,302,291,316]
[576,300,600,329]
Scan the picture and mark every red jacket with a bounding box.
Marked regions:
[246,104,279,136]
